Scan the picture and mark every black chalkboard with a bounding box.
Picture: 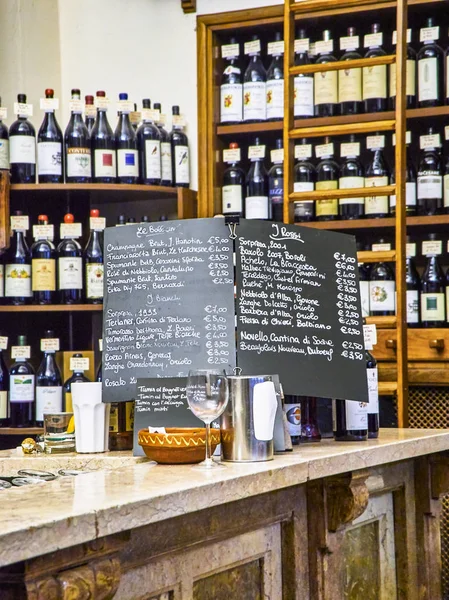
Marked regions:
[235,220,368,402]
[102,219,236,403]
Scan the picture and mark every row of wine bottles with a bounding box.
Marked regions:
[0,90,190,187]
[221,18,449,123]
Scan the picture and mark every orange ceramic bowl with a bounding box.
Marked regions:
[138,427,221,464]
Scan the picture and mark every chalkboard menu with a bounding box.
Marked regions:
[235,220,367,402]
[103,219,236,403]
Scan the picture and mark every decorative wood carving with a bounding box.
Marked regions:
[181,0,196,13]
[326,471,370,532]
[430,453,449,500]
[0,169,10,250]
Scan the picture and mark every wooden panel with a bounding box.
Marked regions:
[379,381,398,395]
[283,0,295,224]
[365,316,397,328]
[11,183,178,195]
[0,427,43,436]
[181,0,196,13]
[290,186,395,201]
[193,560,263,600]
[289,54,395,76]
[290,120,395,139]
[374,329,449,362]
[297,217,395,230]
[357,250,396,263]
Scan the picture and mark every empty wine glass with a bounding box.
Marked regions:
[186,369,229,468]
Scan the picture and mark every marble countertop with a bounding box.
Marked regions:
[1,428,449,568]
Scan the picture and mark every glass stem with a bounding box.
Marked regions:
[205,422,212,464]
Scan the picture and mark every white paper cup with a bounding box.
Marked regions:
[72,382,109,453]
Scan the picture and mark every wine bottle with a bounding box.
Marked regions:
[63,353,90,413]
[364,135,390,218]
[57,213,83,304]
[109,400,134,451]
[84,95,95,134]
[84,209,104,304]
[405,239,420,327]
[390,131,417,216]
[417,128,442,215]
[358,257,371,318]
[153,103,173,186]
[300,397,321,442]
[245,138,269,219]
[338,27,363,115]
[37,89,63,183]
[170,106,190,188]
[115,93,139,184]
[284,395,301,445]
[362,326,379,439]
[315,138,339,221]
[314,30,339,117]
[137,99,161,185]
[363,24,388,113]
[268,139,284,222]
[127,217,136,224]
[293,140,315,223]
[421,235,445,327]
[9,335,35,428]
[339,135,364,219]
[369,243,395,316]
[390,29,416,109]
[443,127,449,213]
[220,37,243,124]
[4,211,32,305]
[9,94,36,184]
[0,337,8,427]
[417,18,443,108]
[0,97,10,172]
[35,331,63,426]
[222,142,245,219]
[141,215,150,223]
[116,214,127,226]
[91,90,116,183]
[243,35,267,123]
[333,399,368,441]
[266,32,284,121]
[64,89,91,184]
[293,29,314,119]
[31,215,56,305]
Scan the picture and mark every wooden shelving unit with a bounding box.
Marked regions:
[0,427,43,436]
[0,305,103,313]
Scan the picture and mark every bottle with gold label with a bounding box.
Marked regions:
[362,24,388,113]
[63,353,90,413]
[338,27,363,115]
[389,29,416,110]
[4,211,32,306]
[364,135,390,218]
[31,215,56,305]
[314,30,338,117]
[84,209,104,304]
[315,137,339,221]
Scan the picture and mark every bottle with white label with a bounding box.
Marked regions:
[366,347,379,439]
[0,339,8,427]
[153,103,172,186]
[84,209,104,304]
[63,353,90,413]
[4,211,32,305]
[268,139,284,222]
[365,135,390,217]
[293,29,314,118]
[390,131,417,215]
[0,97,9,172]
[245,138,269,219]
[293,139,315,222]
[37,88,63,183]
[9,93,36,184]
[222,142,245,220]
[36,330,63,426]
[114,93,139,184]
[369,243,395,316]
[339,27,363,115]
[390,29,416,110]
[358,257,371,318]
[170,106,190,188]
[31,215,56,305]
[137,99,161,186]
[266,32,284,121]
[316,138,339,221]
[417,128,442,215]
[417,18,443,108]
[405,239,420,327]
[64,88,91,184]
[57,213,83,304]
[91,90,117,183]
[421,234,445,327]
[333,398,368,441]
[220,37,243,124]
[339,135,364,219]
[9,335,35,428]
[243,35,267,122]
[363,24,388,113]
[314,30,339,117]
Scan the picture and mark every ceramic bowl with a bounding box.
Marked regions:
[138,427,221,464]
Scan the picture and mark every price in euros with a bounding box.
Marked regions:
[340,326,361,336]
[334,252,356,263]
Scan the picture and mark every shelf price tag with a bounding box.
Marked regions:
[422,240,442,256]
[363,324,377,350]
[0,337,8,350]
[366,135,385,150]
[248,145,265,159]
[172,115,186,127]
[41,338,60,352]
[223,148,241,163]
[340,36,360,51]
[392,29,411,45]
[270,148,284,163]
[393,131,411,146]
[11,346,31,360]
[33,224,54,241]
[0,107,7,120]
[309,42,317,57]
[294,38,309,53]
[315,40,333,54]
[244,39,261,55]
[222,43,240,58]
[94,97,110,109]
[69,100,84,113]
[70,356,90,371]
[372,243,391,251]
[90,217,106,231]
[85,104,96,118]
[117,100,134,113]
[315,143,334,158]
[406,242,416,258]
[340,142,360,158]
[40,98,59,111]
[158,113,167,126]
[14,102,33,117]
[267,41,284,55]
[141,108,160,122]
[364,32,383,48]
[60,223,82,239]
[99,339,103,352]
[420,134,440,149]
[10,216,29,231]
[420,26,439,42]
[295,144,312,159]
[130,111,141,126]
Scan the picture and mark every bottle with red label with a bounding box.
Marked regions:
[84,209,104,304]
[58,213,83,304]
[31,215,56,305]
[91,91,116,183]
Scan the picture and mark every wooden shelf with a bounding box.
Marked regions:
[296,214,449,231]
[289,55,395,76]
[378,381,397,396]
[291,0,392,13]
[290,186,394,201]
[357,250,396,263]
[0,427,43,436]
[366,316,397,329]
[0,304,103,312]
[290,120,395,139]
[11,183,179,196]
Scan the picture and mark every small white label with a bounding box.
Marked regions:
[5,264,31,297]
[295,144,312,160]
[243,81,266,121]
[86,263,104,299]
[372,243,392,252]
[407,290,419,324]
[266,79,284,120]
[141,109,160,122]
[360,281,370,318]
[267,41,284,55]
[90,217,106,231]
[309,42,317,56]
[420,26,439,42]
[421,293,445,321]
[293,182,314,192]
[38,141,62,176]
[316,143,334,158]
[366,367,379,414]
[294,38,310,53]
[392,131,412,146]
[245,196,269,219]
[11,216,29,231]
[144,140,161,180]
[222,185,243,214]
[41,338,60,352]
[59,256,83,290]
[271,148,284,163]
[418,58,438,102]
[174,145,190,184]
[40,98,59,111]
[0,391,6,419]
[161,142,172,182]
[345,401,368,430]
[248,145,266,160]
[222,43,239,58]
[0,336,8,350]
[315,40,333,54]
[444,174,449,208]
[70,357,89,371]
[0,139,9,170]
[422,240,442,256]
[418,174,442,200]
[366,135,385,150]
[12,346,31,359]
[363,324,377,350]
[158,113,167,126]
[294,76,314,117]
[364,32,383,48]
[117,149,139,178]
[370,280,395,312]
[172,115,186,128]
[406,243,416,257]
[66,148,91,178]
[392,29,411,45]
[340,35,360,51]
[36,386,63,421]
[99,339,103,352]
[117,100,134,113]
[221,83,243,123]
[223,148,241,163]
[94,97,109,109]
[60,223,82,239]
[14,102,33,117]
[10,374,35,402]
[420,134,440,149]
[69,100,83,113]
[244,40,261,55]
[0,107,7,120]
[340,143,360,158]
[9,135,36,164]
[33,224,54,241]
[85,105,96,118]
[94,149,116,178]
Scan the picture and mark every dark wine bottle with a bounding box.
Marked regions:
[64,89,91,183]
[245,137,269,219]
[0,97,10,172]
[84,209,104,304]
[63,353,90,413]
[339,135,364,219]
[9,335,35,428]
[4,211,31,305]
[314,30,339,117]
[390,29,416,109]
[315,137,339,221]
[284,395,301,445]
[37,89,63,183]
[390,131,417,215]
[266,32,284,121]
[170,106,190,188]
[222,142,245,219]
[363,24,388,113]
[127,217,136,224]
[369,244,395,316]
[115,93,139,184]
[293,139,315,222]
[300,397,321,442]
[137,99,161,185]
[220,37,243,124]
[445,131,449,212]
[338,27,363,115]
[91,90,116,183]
[116,214,127,226]
[153,103,172,186]
[31,215,56,305]
[57,213,83,304]
[417,18,444,108]
[0,339,8,427]
[363,326,379,439]
[9,94,36,184]
[421,235,445,327]
[243,35,267,123]
[358,257,371,318]
[364,135,390,218]
[333,399,368,441]
[36,330,63,426]
[293,29,314,118]
[84,95,95,134]
[417,128,442,215]
[405,239,420,327]
[268,139,284,222]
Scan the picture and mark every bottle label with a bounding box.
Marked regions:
[174,146,190,185]
[293,181,314,193]
[338,67,362,103]
[126,401,134,431]
[266,79,284,120]
[117,149,138,178]
[9,135,36,164]
[315,143,334,159]
[294,76,314,117]
[70,357,89,371]
[362,65,387,100]
[422,240,442,256]
[372,243,391,252]
[314,71,338,106]
[270,149,283,163]
[417,174,442,200]
[86,263,104,299]
[243,81,267,121]
[0,139,9,169]
[359,280,370,317]
[109,404,119,432]
[222,185,243,214]
[366,136,385,150]
[340,143,360,158]
[65,392,73,413]
[406,243,417,258]
[420,134,441,149]
[443,174,449,207]
[364,32,383,48]
[364,176,389,214]
[33,224,54,241]
[367,367,379,414]
[10,374,35,402]
[446,290,449,324]
[60,223,82,239]
[41,338,60,352]
[32,259,56,292]
[221,83,243,122]
[144,140,161,179]
[94,149,116,178]
[36,386,63,421]
[0,391,6,419]
[420,26,439,42]
[315,40,333,54]
[345,400,368,430]
[222,43,240,58]
[390,182,417,209]
[340,36,360,51]
[0,264,3,297]
[161,142,172,182]
[390,60,415,98]
[245,196,269,219]
[339,176,364,205]
[67,147,91,178]
[284,403,301,436]
[244,40,261,55]
[407,290,419,324]
[295,145,312,160]
[418,58,438,102]
[421,293,445,321]
[294,38,310,53]
[37,141,62,175]
[59,256,83,290]
[315,180,338,216]
[269,177,283,209]
[369,280,395,312]
[5,264,32,297]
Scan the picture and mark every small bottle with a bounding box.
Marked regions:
[116,214,127,226]
[369,241,395,316]
[9,93,36,184]
[417,18,443,108]
[220,37,243,124]
[245,137,269,219]
[84,209,104,304]
[0,338,9,427]
[57,213,83,304]
[284,395,301,445]
[293,139,315,223]
[36,330,63,426]
[84,95,95,134]
[64,89,91,183]
[417,128,442,216]
[421,234,445,327]
[115,93,139,184]
[338,27,363,115]
[137,99,161,186]
[390,131,417,216]
[4,211,32,305]
[390,29,416,109]
[0,96,10,171]
[170,106,190,188]
[315,137,339,221]
[364,134,390,218]
[91,90,116,183]
[338,135,364,220]
[300,397,321,442]
[362,24,388,113]
[293,29,314,119]
[333,399,368,441]
[37,89,63,183]
[314,31,338,117]
[63,353,90,413]
[266,32,284,121]
[153,103,173,186]
[405,238,420,327]
[268,139,284,222]
[222,142,245,220]
[9,335,35,428]
[31,215,56,305]
[243,35,267,123]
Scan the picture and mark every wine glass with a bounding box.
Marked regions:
[186,369,229,468]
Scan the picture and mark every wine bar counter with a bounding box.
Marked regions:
[1,428,449,599]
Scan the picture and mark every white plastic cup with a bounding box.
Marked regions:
[72,382,110,453]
